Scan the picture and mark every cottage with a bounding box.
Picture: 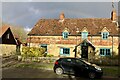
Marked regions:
[27,7,119,59]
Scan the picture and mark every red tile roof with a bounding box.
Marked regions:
[0,25,10,37]
[28,18,118,36]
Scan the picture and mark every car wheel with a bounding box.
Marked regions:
[88,72,96,79]
[55,67,63,75]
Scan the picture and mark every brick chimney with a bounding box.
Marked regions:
[111,9,117,22]
[59,12,65,20]
[111,0,117,22]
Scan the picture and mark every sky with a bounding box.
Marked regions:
[1,1,119,31]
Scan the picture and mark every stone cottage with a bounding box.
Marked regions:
[27,7,119,59]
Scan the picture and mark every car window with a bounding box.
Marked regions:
[62,58,72,63]
[75,59,85,65]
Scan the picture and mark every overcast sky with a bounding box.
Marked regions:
[2,1,119,31]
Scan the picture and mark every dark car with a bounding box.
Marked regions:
[53,57,103,79]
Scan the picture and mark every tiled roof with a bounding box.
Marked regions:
[28,18,118,36]
[0,25,10,37]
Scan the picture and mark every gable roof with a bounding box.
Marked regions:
[28,18,118,36]
[0,25,10,37]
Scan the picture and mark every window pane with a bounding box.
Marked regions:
[63,32,68,39]
[106,49,110,56]
[63,48,70,55]
[82,32,88,39]
[41,44,47,52]
[102,32,109,39]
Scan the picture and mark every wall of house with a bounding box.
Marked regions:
[0,44,16,56]
[27,35,119,57]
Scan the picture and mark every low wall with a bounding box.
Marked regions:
[18,56,59,63]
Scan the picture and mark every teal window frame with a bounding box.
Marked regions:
[102,32,109,40]
[100,48,111,56]
[62,32,69,39]
[40,44,47,53]
[81,32,88,39]
[60,47,70,56]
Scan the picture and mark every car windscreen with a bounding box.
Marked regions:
[82,60,91,65]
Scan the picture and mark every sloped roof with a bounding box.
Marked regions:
[28,18,118,36]
[0,25,10,37]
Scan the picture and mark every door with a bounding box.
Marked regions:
[81,46,88,59]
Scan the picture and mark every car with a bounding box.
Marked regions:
[53,57,103,79]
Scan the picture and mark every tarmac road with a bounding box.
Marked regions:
[2,67,119,80]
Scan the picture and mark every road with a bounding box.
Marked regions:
[2,67,119,80]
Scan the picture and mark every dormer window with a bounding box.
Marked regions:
[62,27,69,39]
[81,27,88,40]
[101,27,110,40]
[102,32,109,40]
[82,32,88,39]
[62,32,69,39]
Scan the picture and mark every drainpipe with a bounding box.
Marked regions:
[112,35,113,56]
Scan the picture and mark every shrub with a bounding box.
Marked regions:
[46,54,54,57]
[21,47,46,57]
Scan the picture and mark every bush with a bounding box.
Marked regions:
[21,47,46,57]
[46,54,54,57]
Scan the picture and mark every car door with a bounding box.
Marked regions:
[61,58,73,73]
[73,59,87,75]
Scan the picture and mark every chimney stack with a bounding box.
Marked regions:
[59,12,65,20]
[111,9,117,22]
[111,0,117,22]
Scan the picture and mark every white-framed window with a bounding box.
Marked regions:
[100,48,111,56]
[81,32,88,39]
[60,47,70,56]
[101,32,109,40]
[62,32,69,39]
[40,44,47,53]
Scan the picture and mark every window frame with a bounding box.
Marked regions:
[60,47,70,56]
[40,44,47,53]
[81,32,88,39]
[101,32,109,40]
[100,48,111,56]
[62,32,69,39]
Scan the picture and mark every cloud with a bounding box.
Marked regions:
[29,7,40,15]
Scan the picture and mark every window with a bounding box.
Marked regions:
[102,32,109,39]
[41,44,47,52]
[60,48,70,56]
[100,48,111,56]
[62,32,69,39]
[6,33,10,39]
[82,32,88,39]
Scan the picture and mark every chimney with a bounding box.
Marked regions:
[59,12,65,20]
[111,0,117,22]
[111,9,117,22]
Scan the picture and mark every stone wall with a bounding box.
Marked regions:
[0,44,16,56]
[27,35,119,57]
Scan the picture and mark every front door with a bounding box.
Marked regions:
[81,45,88,59]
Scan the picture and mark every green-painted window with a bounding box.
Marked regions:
[102,32,109,39]
[60,48,70,56]
[62,32,69,39]
[41,44,47,52]
[100,48,111,56]
[82,32,88,39]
